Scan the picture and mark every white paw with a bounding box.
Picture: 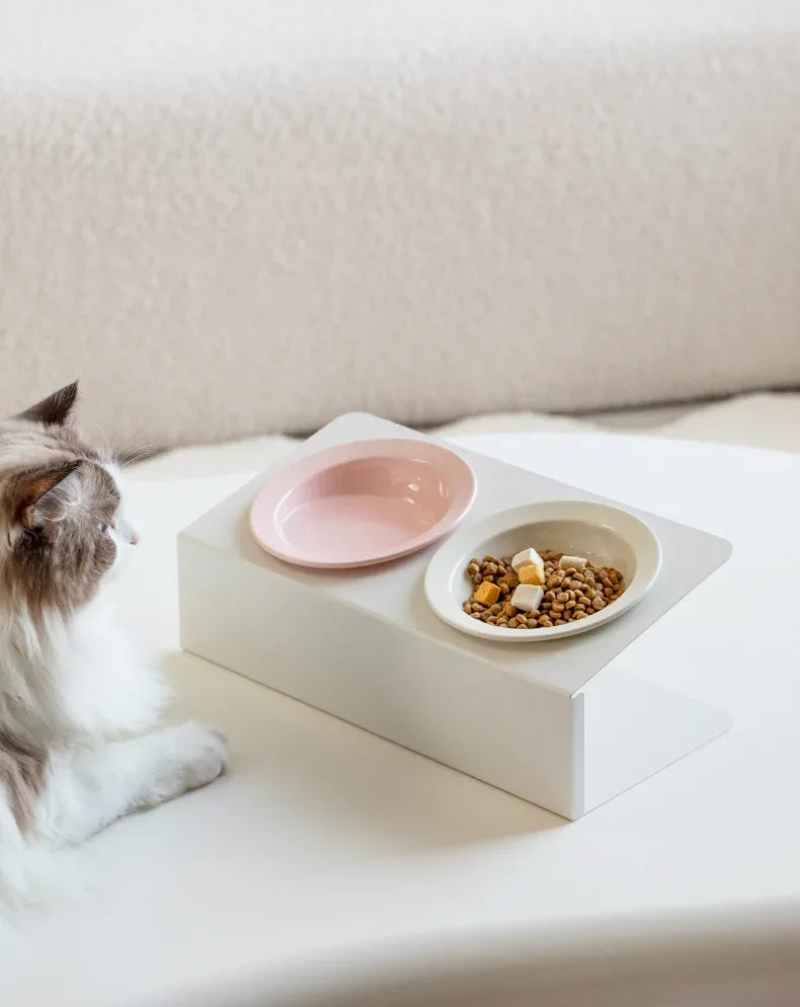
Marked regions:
[166,721,229,792]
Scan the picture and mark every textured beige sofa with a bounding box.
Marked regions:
[2,1,799,448]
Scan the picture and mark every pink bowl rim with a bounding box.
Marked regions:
[249,437,477,569]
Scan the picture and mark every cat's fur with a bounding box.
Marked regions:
[0,383,227,909]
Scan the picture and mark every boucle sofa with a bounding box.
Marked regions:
[2,1,799,447]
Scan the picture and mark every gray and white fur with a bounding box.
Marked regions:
[0,383,227,910]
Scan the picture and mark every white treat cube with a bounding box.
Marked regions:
[179,413,733,820]
[559,555,587,572]
[511,547,545,584]
[511,584,544,613]
[512,547,544,571]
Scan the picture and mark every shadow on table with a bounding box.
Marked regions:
[163,651,565,858]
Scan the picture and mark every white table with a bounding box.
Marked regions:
[5,433,800,1006]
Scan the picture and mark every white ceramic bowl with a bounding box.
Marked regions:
[424,500,662,642]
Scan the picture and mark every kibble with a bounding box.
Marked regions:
[465,551,625,632]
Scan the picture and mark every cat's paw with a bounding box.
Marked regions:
[166,720,229,791]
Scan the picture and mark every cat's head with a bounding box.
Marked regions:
[0,382,138,619]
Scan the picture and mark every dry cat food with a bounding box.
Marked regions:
[462,549,625,630]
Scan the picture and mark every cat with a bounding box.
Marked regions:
[0,382,227,909]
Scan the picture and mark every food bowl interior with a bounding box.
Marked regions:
[425,499,661,642]
[275,455,453,560]
[451,519,637,602]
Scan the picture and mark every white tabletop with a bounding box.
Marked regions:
[5,432,800,1006]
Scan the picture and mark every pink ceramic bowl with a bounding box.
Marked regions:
[250,438,476,569]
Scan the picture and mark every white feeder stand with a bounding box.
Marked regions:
[178,413,732,820]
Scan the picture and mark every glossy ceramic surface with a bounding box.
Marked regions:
[250,438,476,568]
[425,500,662,641]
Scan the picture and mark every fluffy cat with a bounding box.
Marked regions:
[0,382,227,909]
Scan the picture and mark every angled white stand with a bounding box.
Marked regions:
[178,414,732,820]
[578,664,731,815]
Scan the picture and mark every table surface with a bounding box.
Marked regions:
[5,432,800,1007]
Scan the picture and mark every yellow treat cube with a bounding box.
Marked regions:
[474,581,500,605]
[511,547,545,585]
[518,564,545,586]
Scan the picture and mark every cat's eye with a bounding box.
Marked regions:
[98,522,109,534]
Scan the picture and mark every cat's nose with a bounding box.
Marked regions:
[118,516,139,545]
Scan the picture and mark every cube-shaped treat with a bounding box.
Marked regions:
[474,581,501,606]
[559,555,587,572]
[511,548,545,584]
[518,565,544,585]
[510,584,544,613]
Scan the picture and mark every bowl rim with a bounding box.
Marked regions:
[424,499,662,642]
[250,437,477,569]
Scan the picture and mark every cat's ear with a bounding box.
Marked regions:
[6,459,83,529]
[15,381,79,427]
